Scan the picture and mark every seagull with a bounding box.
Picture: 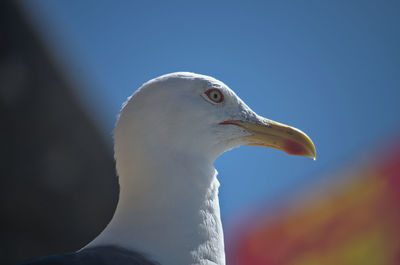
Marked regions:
[21,72,316,265]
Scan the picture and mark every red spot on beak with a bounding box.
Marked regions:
[284,139,306,156]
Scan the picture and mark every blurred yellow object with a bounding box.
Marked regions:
[228,137,400,265]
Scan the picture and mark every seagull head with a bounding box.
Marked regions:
[115,72,316,165]
[89,72,316,265]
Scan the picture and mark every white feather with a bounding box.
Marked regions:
[85,72,261,265]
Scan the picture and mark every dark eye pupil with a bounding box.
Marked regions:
[213,93,218,99]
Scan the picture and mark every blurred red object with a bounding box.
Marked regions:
[228,137,400,265]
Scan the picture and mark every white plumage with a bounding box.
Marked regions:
[22,72,315,265]
[85,72,315,265]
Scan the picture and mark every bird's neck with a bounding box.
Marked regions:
[86,150,225,265]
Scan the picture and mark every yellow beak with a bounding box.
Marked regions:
[220,117,316,159]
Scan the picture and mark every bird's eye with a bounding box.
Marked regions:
[205,88,224,103]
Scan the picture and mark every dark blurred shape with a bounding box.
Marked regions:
[0,1,118,264]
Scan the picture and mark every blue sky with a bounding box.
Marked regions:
[23,0,400,223]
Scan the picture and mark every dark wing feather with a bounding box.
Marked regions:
[19,246,159,265]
